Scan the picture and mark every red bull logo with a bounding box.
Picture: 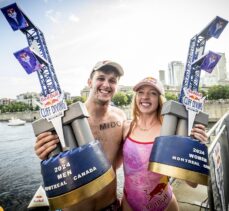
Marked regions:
[144,77,157,84]
[187,89,202,101]
[19,52,28,59]
[7,8,15,15]
[43,98,59,107]
[34,195,44,203]
[40,90,60,106]
[144,183,167,201]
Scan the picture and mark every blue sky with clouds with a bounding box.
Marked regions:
[0,0,229,98]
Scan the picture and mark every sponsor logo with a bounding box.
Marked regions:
[34,195,44,203]
[182,88,205,113]
[39,90,68,121]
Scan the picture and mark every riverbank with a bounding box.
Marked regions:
[0,99,228,123]
[0,111,39,122]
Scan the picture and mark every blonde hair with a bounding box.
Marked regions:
[128,93,166,134]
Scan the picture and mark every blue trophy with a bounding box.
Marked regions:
[1,3,115,210]
[149,16,228,186]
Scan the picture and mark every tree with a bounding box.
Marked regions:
[199,89,207,98]
[72,96,86,103]
[112,92,128,107]
[207,85,229,100]
[165,92,178,101]
[35,105,40,111]
[126,91,134,105]
[0,102,31,113]
[65,99,73,106]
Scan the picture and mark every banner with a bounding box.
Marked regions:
[14,47,42,74]
[1,3,28,31]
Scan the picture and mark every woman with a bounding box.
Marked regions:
[122,77,207,211]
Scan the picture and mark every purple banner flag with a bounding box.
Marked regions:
[14,47,42,74]
[200,51,221,73]
[207,17,228,39]
[1,3,28,31]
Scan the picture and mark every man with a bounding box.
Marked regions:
[34,60,126,210]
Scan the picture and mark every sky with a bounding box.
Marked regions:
[0,0,228,99]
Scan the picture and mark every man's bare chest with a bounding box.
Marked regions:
[89,120,122,143]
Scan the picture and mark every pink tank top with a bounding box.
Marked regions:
[123,136,173,211]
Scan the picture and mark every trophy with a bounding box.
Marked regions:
[149,16,228,185]
[1,3,115,210]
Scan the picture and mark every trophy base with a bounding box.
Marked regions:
[41,140,115,210]
[48,167,115,210]
[149,162,208,185]
[148,136,209,186]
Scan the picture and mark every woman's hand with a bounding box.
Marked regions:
[34,132,59,160]
[191,124,208,144]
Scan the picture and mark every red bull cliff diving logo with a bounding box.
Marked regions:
[182,88,205,135]
[39,90,67,121]
[39,90,68,148]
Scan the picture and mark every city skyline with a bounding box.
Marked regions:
[0,0,228,98]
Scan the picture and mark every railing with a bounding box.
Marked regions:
[207,111,229,139]
[207,112,229,211]
[170,112,229,210]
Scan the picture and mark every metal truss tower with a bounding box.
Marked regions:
[1,3,61,97]
[179,16,228,103]
[22,25,61,96]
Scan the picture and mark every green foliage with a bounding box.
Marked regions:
[199,89,207,97]
[35,105,40,111]
[207,85,229,100]
[125,91,134,105]
[72,96,86,103]
[112,92,129,107]
[0,102,31,113]
[165,92,178,101]
[66,99,73,106]
[65,96,86,106]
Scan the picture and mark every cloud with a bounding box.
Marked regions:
[50,30,102,51]
[68,14,80,23]
[0,76,40,98]
[43,0,63,3]
[45,9,62,23]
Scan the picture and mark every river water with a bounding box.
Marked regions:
[0,122,42,211]
[0,122,124,211]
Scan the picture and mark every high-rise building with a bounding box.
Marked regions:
[217,53,227,81]
[159,70,166,85]
[168,61,184,87]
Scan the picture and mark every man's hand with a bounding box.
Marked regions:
[34,132,59,160]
